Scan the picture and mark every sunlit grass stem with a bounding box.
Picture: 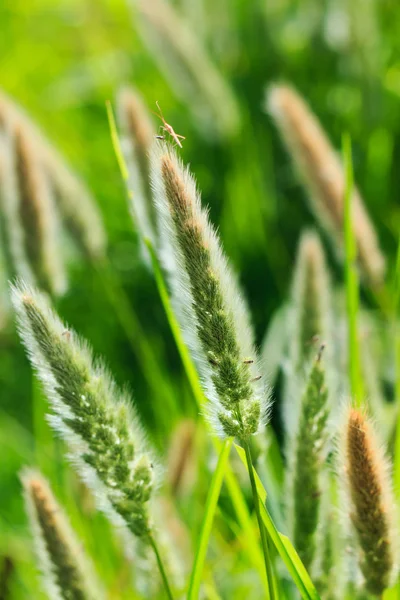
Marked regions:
[342,133,363,405]
[244,440,275,600]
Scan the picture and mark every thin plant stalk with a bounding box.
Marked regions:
[148,535,175,600]
[343,133,363,405]
[244,440,275,600]
[235,445,321,600]
[187,438,232,600]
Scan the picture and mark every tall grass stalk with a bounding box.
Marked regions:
[342,133,363,405]
[244,440,275,600]
[187,438,233,600]
[235,444,321,600]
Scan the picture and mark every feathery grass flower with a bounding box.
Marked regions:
[152,142,270,440]
[0,128,34,287]
[117,86,157,245]
[14,125,67,296]
[132,0,240,141]
[0,89,106,262]
[22,469,104,600]
[12,282,155,542]
[284,230,333,435]
[267,84,385,286]
[290,348,330,571]
[290,230,332,370]
[341,407,397,595]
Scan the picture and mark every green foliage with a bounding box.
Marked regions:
[1,0,400,598]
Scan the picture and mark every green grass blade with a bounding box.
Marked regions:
[235,444,321,600]
[342,132,363,405]
[106,99,129,182]
[187,438,233,600]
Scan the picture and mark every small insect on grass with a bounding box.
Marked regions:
[153,101,185,148]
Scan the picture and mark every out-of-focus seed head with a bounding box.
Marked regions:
[267,84,385,286]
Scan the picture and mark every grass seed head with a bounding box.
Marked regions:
[117,86,157,246]
[14,125,67,296]
[267,84,385,286]
[152,142,271,439]
[21,469,104,600]
[342,407,397,595]
[13,282,156,543]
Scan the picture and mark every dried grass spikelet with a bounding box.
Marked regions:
[12,282,157,544]
[167,419,197,497]
[288,348,330,571]
[267,84,385,286]
[116,86,157,246]
[13,125,67,296]
[341,407,397,596]
[0,89,106,262]
[132,0,240,141]
[151,141,271,439]
[22,469,104,600]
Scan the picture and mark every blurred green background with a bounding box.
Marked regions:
[1,0,400,596]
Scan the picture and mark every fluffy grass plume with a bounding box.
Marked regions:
[117,86,157,245]
[12,282,156,542]
[132,0,240,140]
[21,469,104,600]
[152,142,270,439]
[284,230,333,434]
[267,84,385,286]
[341,407,397,595]
[0,127,34,287]
[290,230,332,370]
[289,348,330,571]
[0,89,106,262]
[14,125,67,296]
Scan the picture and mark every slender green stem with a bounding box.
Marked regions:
[342,132,363,405]
[148,534,174,600]
[244,440,275,600]
[187,438,233,600]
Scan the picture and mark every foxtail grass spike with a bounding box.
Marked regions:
[117,86,157,245]
[267,84,385,286]
[290,230,332,370]
[151,141,270,439]
[341,407,397,595]
[12,282,156,542]
[289,348,330,571]
[14,125,67,296]
[21,469,104,600]
[132,0,240,140]
[0,126,36,287]
[284,230,333,435]
[0,89,106,262]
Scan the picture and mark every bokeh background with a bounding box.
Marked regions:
[1,0,400,596]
